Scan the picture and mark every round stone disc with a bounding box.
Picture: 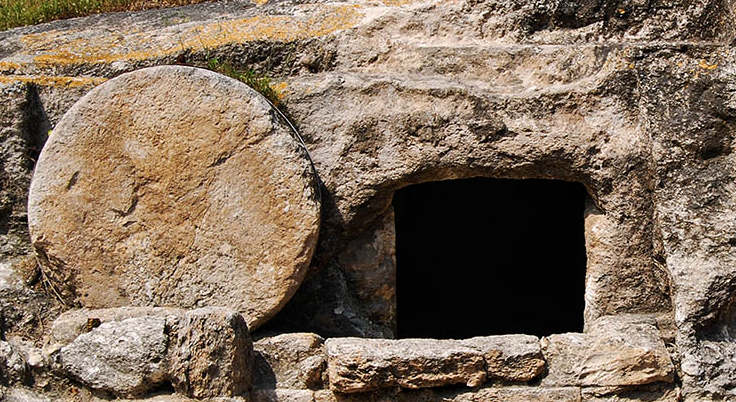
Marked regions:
[28,66,320,330]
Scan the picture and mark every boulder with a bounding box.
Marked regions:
[253,333,326,390]
[27,66,320,330]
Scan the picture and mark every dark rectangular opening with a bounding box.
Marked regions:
[393,178,587,339]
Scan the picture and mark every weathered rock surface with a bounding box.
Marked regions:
[460,335,545,382]
[581,384,680,402]
[399,387,582,402]
[0,0,736,399]
[252,389,315,402]
[47,306,183,348]
[542,315,674,387]
[167,307,252,398]
[253,333,326,390]
[0,340,28,385]
[52,306,252,398]
[2,387,53,402]
[313,386,582,402]
[325,335,545,393]
[337,209,396,333]
[27,66,320,330]
[0,257,58,340]
[58,315,168,396]
[325,337,486,393]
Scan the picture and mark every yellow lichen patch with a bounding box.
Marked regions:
[0,75,107,88]
[252,0,268,4]
[0,61,22,70]
[698,59,718,70]
[270,81,290,100]
[23,4,363,68]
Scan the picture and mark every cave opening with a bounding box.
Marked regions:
[392,177,588,339]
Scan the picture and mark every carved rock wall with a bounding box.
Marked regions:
[0,0,735,400]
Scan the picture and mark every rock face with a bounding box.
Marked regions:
[27,66,321,329]
[50,307,253,398]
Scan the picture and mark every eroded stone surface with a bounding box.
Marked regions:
[27,66,320,329]
[581,384,681,402]
[253,333,326,390]
[46,306,183,349]
[400,387,582,402]
[325,338,486,393]
[1,0,736,399]
[51,306,252,398]
[542,315,674,387]
[167,307,252,398]
[251,389,315,402]
[0,340,28,386]
[58,316,168,397]
[460,335,545,382]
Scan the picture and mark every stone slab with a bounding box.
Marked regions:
[27,66,321,329]
[325,338,486,393]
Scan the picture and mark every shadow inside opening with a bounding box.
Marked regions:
[393,177,587,339]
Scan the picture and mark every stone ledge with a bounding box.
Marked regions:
[324,335,545,393]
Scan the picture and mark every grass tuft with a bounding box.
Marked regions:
[0,0,214,31]
[206,57,281,107]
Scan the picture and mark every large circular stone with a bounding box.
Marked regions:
[28,66,320,329]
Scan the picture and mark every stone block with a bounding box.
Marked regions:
[581,384,680,401]
[460,335,545,382]
[542,315,674,387]
[325,338,486,393]
[167,307,253,398]
[254,333,326,390]
[52,306,252,398]
[399,386,581,402]
[58,315,168,397]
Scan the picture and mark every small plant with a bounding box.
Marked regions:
[206,57,281,107]
[0,0,214,31]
